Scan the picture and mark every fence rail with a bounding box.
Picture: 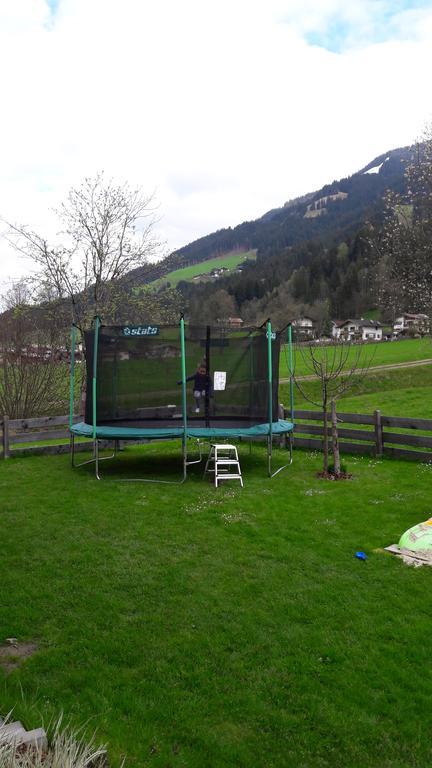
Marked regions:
[287,408,432,462]
[1,414,83,459]
[2,409,432,463]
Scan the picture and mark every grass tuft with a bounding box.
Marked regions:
[0,713,109,768]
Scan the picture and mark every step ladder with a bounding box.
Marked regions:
[204,443,243,487]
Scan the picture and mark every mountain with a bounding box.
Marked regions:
[156,144,418,327]
[122,143,415,328]
[127,143,412,291]
[168,145,411,266]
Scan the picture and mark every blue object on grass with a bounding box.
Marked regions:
[355,551,367,560]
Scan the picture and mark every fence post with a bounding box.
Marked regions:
[374,409,383,457]
[2,415,10,459]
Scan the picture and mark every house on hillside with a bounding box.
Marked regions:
[210,267,228,278]
[291,316,315,339]
[330,320,344,339]
[217,317,244,328]
[393,313,429,336]
[227,317,244,328]
[339,319,383,342]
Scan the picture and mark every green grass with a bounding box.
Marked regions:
[363,309,381,321]
[280,338,432,379]
[2,446,432,766]
[281,362,432,418]
[148,250,257,289]
[337,385,432,418]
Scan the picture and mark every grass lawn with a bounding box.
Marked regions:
[336,384,432,419]
[280,338,432,379]
[1,444,432,766]
[148,250,257,290]
[281,362,432,419]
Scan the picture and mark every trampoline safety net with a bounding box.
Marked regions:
[84,324,280,428]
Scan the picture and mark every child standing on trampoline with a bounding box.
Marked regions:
[181,363,212,413]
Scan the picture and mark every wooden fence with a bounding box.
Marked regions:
[2,409,432,462]
[289,408,432,462]
[1,414,84,459]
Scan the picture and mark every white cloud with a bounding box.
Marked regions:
[1,0,432,287]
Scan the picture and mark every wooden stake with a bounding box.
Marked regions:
[2,415,10,459]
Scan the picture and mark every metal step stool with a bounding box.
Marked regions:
[204,443,243,487]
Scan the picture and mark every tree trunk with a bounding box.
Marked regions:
[331,399,341,477]
[322,401,329,473]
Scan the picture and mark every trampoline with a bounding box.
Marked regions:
[69,318,295,481]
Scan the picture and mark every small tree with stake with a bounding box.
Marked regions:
[293,340,374,477]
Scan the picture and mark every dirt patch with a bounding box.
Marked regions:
[317,471,353,480]
[0,639,38,673]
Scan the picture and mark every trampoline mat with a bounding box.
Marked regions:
[71,420,294,440]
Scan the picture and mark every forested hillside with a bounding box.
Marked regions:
[180,226,375,328]
[124,144,414,327]
[169,146,415,327]
[171,146,410,264]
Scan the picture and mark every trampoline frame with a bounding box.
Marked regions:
[69,318,294,481]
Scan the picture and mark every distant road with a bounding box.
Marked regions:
[280,358,432,383]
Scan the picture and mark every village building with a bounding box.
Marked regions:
[216,317,244,328]
[330,320,344,339]
[291,316,315,338]
[338,319,382,342]
[393,313,429,336]
[227,317,244,328]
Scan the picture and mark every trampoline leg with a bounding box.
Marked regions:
[95,439,101,480]
[118,437,189,484]
[267,436,272,478]
[269,431,294,478]
[70,434,116,475]
[182,437,188,482]
[185,439,204,467]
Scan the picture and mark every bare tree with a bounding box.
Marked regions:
[1,176,190,419]
[4,172,162,335]
[293,340,374,476]
[0,280,70,418]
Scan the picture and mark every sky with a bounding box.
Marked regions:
[1,0,432,288]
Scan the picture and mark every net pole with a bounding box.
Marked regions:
[92,316,100,440]
[267,320,273,427]
[205,325,210,427]
[267,320,273,476]
[288,324,294,423]
[180,316,187,435]
[69,324,76,430]
[249,332,254,430]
